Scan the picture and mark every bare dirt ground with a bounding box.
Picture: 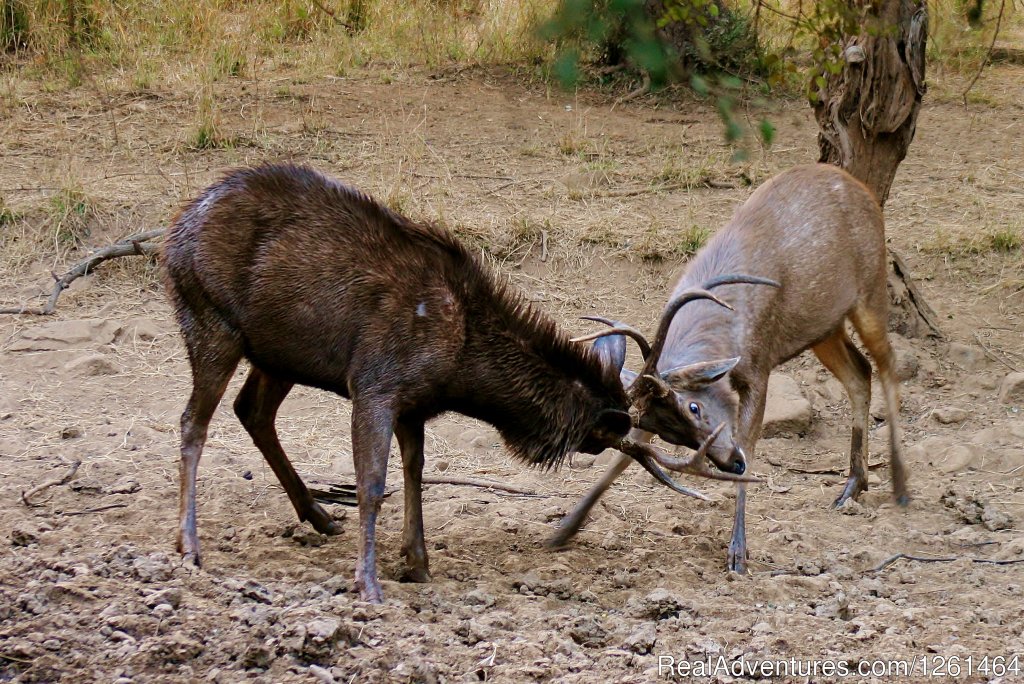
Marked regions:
[1,56,1023,683]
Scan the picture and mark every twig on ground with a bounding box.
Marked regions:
[312,476,537,506]
[21,459,82,507]
[973,332,1020,373]
[62,503,129,516]
[422,476,537,495]
[613,73,652,108]
[595,177,737,198]
[0,229,166,315]
[870,552,1024,573]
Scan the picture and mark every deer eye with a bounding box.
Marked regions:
[688,402,701,418]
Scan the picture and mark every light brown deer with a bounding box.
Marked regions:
[552,164,909,573]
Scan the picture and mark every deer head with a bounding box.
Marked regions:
[574,274,779,478]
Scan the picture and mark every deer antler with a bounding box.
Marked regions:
[616,423,762,502]
[643,423,762,482]
[639,275,780,377]
[570,316,652,359]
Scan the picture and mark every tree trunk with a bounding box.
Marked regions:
[812,0,942,338]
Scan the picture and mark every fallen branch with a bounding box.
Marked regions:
[870,552,1024,573]
[62,503,129,516]
[312,475,537,506]
[0,229,166,316]
[766,456,885,474]
[21,459,82,507]
[973,332,1020,373]
[422,476,537,495]
[613,73,652,108]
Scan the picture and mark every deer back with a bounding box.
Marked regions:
[660,163,886,377]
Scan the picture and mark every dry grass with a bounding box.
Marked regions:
[1,2,1022,313]
[3,0,552,89]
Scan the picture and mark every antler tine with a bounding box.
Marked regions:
[637,274,781,377]
[645,424,764,483]
[638,288,732,376]
[616,438,710,500]
[701,274,781,290]
[572,316,653,359]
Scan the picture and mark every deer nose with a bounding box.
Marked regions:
[731,460,746,475]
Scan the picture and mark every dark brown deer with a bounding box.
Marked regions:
[552,164,909,573]
[162,164,759,602]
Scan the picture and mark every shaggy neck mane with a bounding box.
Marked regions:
[382,208,617,470]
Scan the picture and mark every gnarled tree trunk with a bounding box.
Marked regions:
[812,0,941,338]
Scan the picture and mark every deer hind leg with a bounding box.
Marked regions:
[176,309,243,566]
[351,399,394,603]
[233,367,341,535]
[728,380,767,574]
[396,419,430,583]
[812,326,872,508]
[851,301,909,506]
[546,429,652,549]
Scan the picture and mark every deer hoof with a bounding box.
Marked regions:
[181,551,202,568]
[894,493,911,508]
[306,502,344,536]
[727,547,748,575]
[357,579,385,604]
[400,566,431,583]
[545,528,575,551]
[831,476,867,508]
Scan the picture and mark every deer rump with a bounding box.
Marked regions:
[162,163,758,602]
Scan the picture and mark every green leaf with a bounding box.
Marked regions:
[690,73,708,96]
[759,119,775,146]
[553,50,581,88]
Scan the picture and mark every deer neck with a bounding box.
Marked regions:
[447,314,600,468]
[656,301,744,373]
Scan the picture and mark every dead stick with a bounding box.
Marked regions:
[62,503,129,516]
[422,476,536,495]
[973,332,1020,373]
[21,459,81,507]
[0,229,165,315]
[962,0,1006,103]
[871,552,1024,573]
[309,0,355,30]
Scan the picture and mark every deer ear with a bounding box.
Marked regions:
[591,334,627,377]
[662,357,740,390]
[629,373,674,400]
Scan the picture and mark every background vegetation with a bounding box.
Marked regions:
[0,1,1014,88]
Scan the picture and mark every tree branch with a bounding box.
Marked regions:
[21,458,81,507]
[962,0,1006,103]
[0,229,166,316]
[870,552,1024,573]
